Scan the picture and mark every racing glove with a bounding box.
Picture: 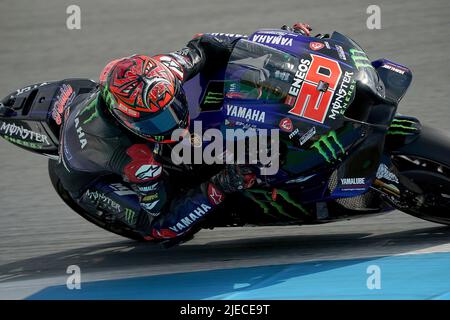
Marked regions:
[281,23,312,36]
[210,165,256,194]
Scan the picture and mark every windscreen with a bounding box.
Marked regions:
[224,39,299,103]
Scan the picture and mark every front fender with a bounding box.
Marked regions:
[390,124,450,169]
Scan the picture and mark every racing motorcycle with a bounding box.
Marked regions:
[1,29,450,244]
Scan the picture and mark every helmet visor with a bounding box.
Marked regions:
[126,93,189,137]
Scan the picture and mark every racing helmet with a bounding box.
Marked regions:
[99,54,189,143]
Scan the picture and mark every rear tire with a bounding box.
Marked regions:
[48,160,148,242]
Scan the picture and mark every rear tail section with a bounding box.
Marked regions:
[0,79,97,157]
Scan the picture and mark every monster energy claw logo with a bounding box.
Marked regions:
[102,86,114,107]
[311,131,345,163]
[204,91,223,104]
[387,118,419,136]
[349,48,373,70]
[79,95,99,125]
[245,189,309,217]
[124,208,137,225]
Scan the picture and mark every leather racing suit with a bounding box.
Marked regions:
[54,33,248,241]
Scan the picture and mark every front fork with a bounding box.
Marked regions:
[366,115,423,209]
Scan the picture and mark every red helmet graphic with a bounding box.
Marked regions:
[100,55,189,143]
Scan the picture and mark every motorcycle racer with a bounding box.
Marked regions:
[53,23,313,242]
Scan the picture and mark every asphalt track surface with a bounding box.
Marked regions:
[0,0,450,299]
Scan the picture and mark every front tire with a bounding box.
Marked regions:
[393,155,450,225]
[390,125,450,225]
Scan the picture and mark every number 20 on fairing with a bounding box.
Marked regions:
[286,54,342,124]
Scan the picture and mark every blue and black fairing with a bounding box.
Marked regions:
[222,30,402,200]
[178,29,409,203]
